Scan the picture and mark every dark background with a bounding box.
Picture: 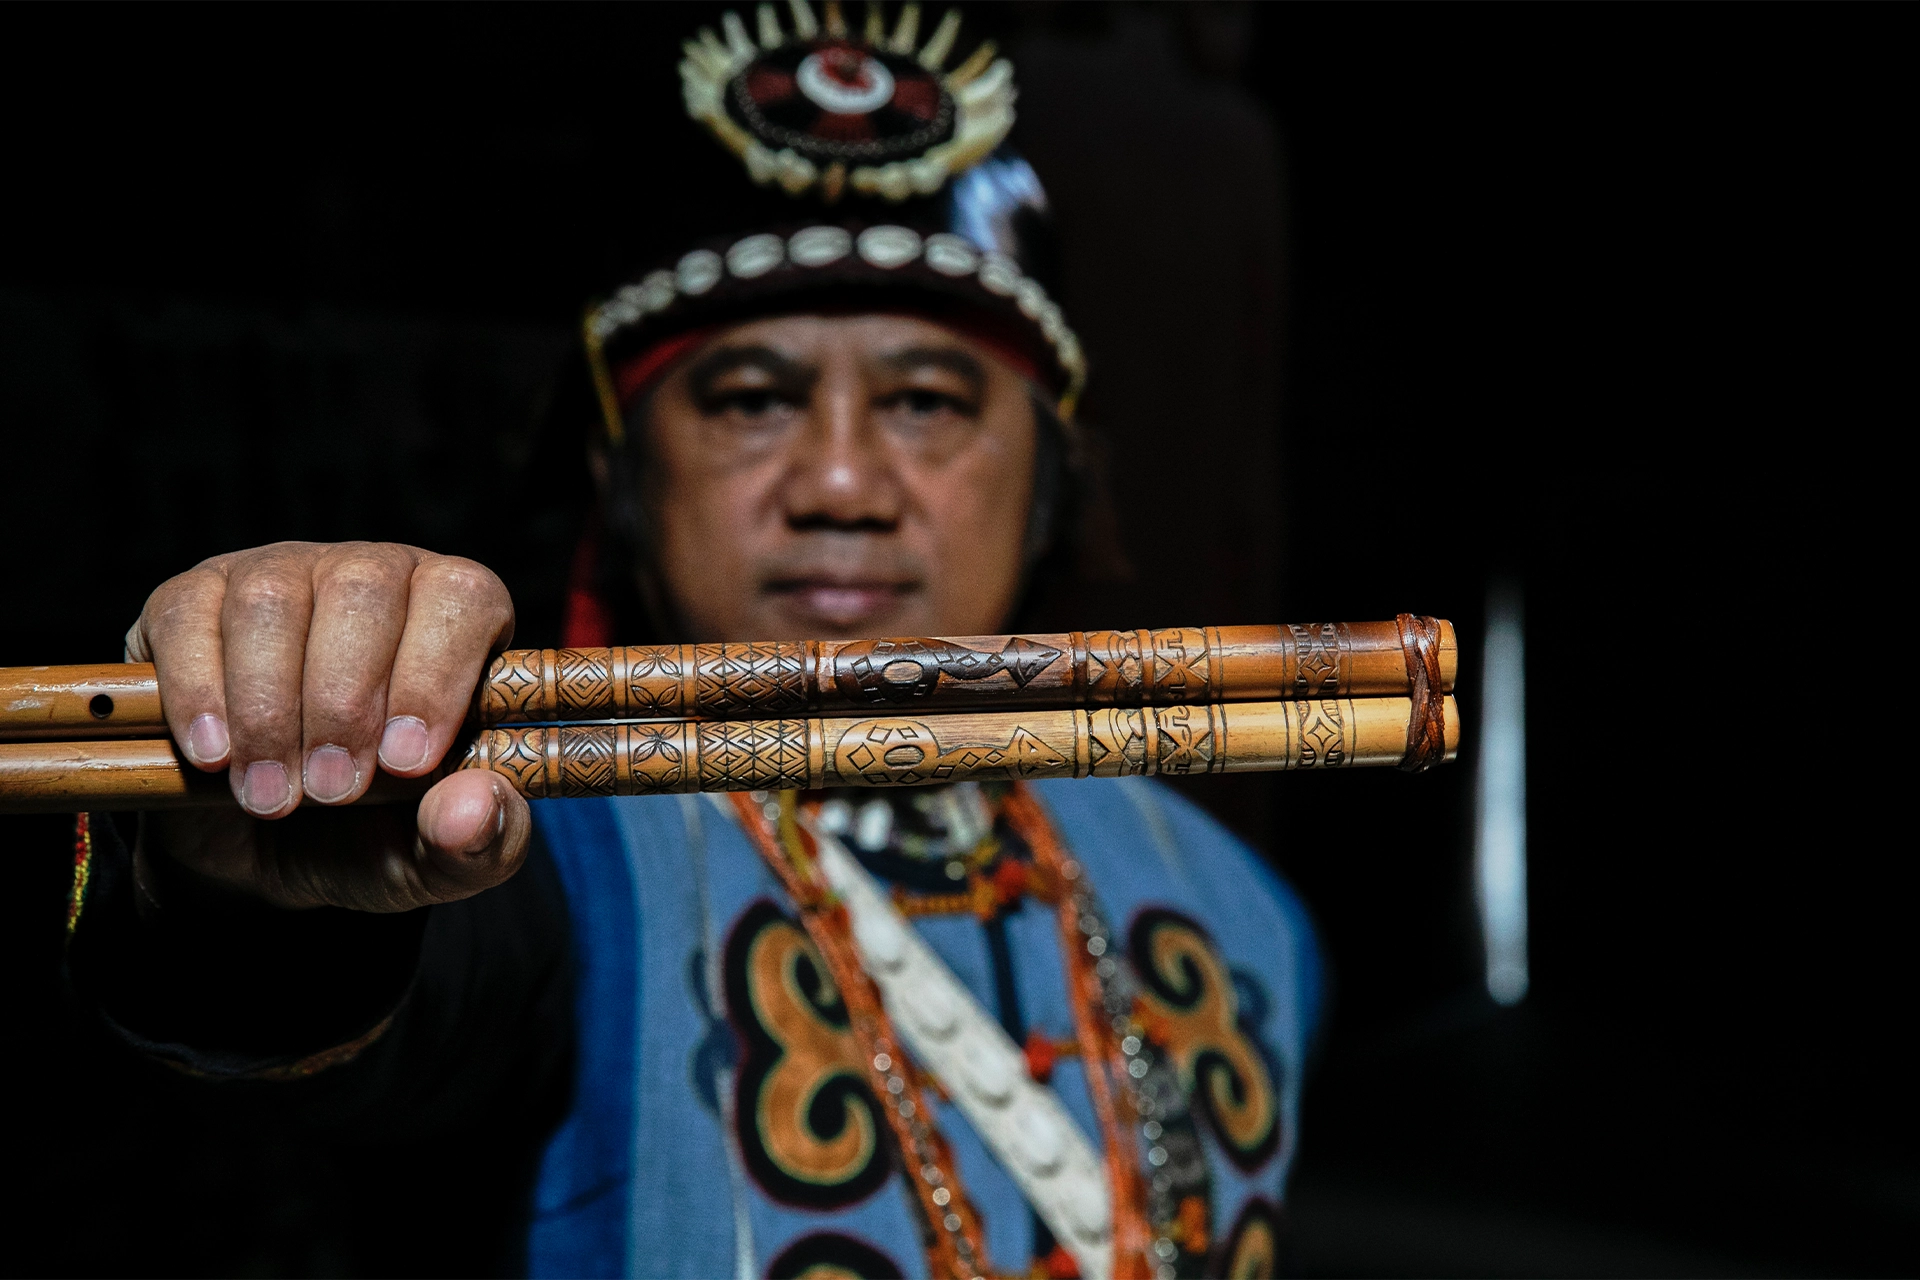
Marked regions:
[1,4,1905,1276]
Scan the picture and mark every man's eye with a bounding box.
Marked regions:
[715,389,794,416]
[891,389,972,416]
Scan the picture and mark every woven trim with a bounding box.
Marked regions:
[585,223,1086,445]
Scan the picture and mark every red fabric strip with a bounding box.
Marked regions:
[615,327,721,409]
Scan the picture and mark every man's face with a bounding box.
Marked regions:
[639,312,1039,641]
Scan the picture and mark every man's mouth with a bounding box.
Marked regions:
[763,578,920,631]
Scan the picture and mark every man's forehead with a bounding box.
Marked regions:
[702,310,995,359]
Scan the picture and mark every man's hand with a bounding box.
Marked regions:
[127,542,529,913]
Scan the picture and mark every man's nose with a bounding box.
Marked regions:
[781,377,903,530]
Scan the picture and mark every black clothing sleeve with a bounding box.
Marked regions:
[66,813,575,1146]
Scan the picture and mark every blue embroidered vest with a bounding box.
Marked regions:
[527,779,1319,1279]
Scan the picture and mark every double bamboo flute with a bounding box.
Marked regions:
[0,618,1457,813]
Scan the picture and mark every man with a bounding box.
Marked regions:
[70,7,1317,1277]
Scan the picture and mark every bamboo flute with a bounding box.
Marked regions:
[0,619,1456,740]
[0,695,1459,814]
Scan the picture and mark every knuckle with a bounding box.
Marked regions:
[144,566,223,625]
[415,556,505,602]
[139,570,230,680]
[415,558,515,639]
[225,569,310,623]
[319,551,410,607]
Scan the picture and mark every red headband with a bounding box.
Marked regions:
[615,327,722,408]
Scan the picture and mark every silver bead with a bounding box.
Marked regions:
[923,232,980,277]
[1147,1145,1168,1166]
[977,251,1021,296]
[1121,1035,1141,1056]
[932,1187,951,1206]
[788,225,853,267]
[856,225,923,269]
[873,1053,892,1073]
[725,233,785,280]
[675,249,724,296]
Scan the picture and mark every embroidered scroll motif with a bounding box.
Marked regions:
[1128,908,1280,1171]
[724,900,891,1208]
[767,1232,905,1279]
[1212,1198,1283,1279]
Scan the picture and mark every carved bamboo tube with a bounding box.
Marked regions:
[462,697,1459,797]
[481,621,1455,722]
[0,697,1457,813]
[0,620,1455,740]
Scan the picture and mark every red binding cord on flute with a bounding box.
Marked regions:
[1396,612,1448,773]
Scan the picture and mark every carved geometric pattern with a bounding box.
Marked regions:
[695,643,807,716]
[481,651,545,723]
[940,726,1067,780]
[1083,631,1145,705]
[833,718,934,784]
[624,645,685,719]
[698,719,810,790]
[1086,707,1147,776]
[627,722,688,792]
[560,725,617,797]
[1148,628,1212,703]
[1154,704,1217,775]
[469,726,550,797]
[1289,623,1344,699]
[996,637,1063,688]
[1295,698,1349,768]
[556,649,614,720]
[831,717,1070,786]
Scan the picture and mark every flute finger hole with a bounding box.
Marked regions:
[89,694,114,719]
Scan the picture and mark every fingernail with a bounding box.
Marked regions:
[304,745,360,804]
[450,784,502,855]
[494,782,506,838]
[240,761,292,816]
[379,716,431,772]
[186,714,230,765]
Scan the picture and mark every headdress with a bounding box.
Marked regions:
[583,1,1086,446]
